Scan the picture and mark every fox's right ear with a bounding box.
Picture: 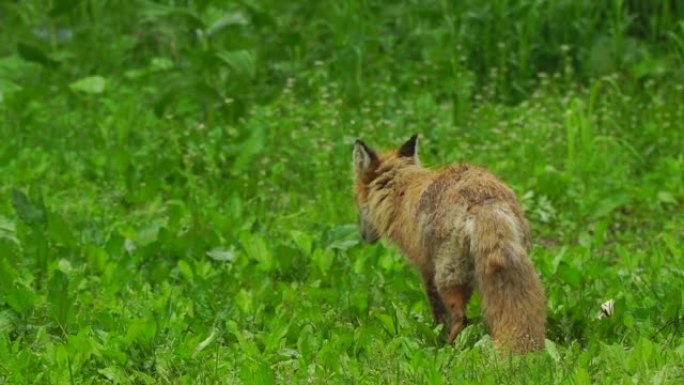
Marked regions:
[353,140,378,177]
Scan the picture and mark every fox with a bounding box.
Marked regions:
[352,134,546,354]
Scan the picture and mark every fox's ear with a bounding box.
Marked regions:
[398,134,419,158]
[353,140,378,176]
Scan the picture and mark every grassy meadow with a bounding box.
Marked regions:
[1,0,683,383]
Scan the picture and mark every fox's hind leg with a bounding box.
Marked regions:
[421,271,447,325]
[438,284,473,344]
[433,239,474,344]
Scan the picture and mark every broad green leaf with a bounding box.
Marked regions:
[317,340,343,372]
[240,232,273,271]
[0,310,15,333]
[236,289,252,314]
[657,191,677,204]
[216,50,256,79]
[177,260,194,281]
[592,220,608,248]
[312,247,334,275]
[139,1,204,29]
[47,211,76,248]
[207,12,248,36]
[592,195,629,218]
[11,189,45,226]
[290,230,313,255]
[52,343,70,370]
[239,360,275,385]
[192,328,217,358]
[389,306,410,335]
[676,344,684,356]
[0,79,22,103]
[327,225,359,250]
[557,262,581,288]
[124,317,157,346]
[373,312,396,336]
[296,325,318,361]
[545,339,560,363]
[123,68,146,80]
[49,0,82,17]
[98,367,126,383]
[232,125,265,174]
[206,248,235,262]
[379,251,397,271]
[150,74,200,117]
[6,287,37,315]
[227,321,260,356]
[623,314,635,329]
[573,367,591,385]
[351,291,368,312]
[150,57,173,72]
[0,216,20,247]
[631,337,654,364]
[662,233,681,259]
[0,257,18,295]
[263,322,290,353]
[57,259,73,274]
[17,43,59,68]
[329,239,358,251]
[0,216,16,234]
[69,76,106,94]
[327,224,358,241]
[86,246,109,273]
[48,270,71,328]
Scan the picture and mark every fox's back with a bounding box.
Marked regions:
[414,164,530,253]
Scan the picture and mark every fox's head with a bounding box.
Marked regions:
[352,135,420,243]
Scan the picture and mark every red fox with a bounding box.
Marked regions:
[352,135,546,354]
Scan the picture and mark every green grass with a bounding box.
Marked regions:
[1,0,683,383]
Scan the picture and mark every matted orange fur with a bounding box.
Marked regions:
[352,135,546,354]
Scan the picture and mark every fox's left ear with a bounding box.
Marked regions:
[353,140,378,177]
[398,134,419,159]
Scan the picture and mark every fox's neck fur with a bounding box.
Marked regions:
[366,160,435,265]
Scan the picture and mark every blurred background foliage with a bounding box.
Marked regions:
[2,0,683,119]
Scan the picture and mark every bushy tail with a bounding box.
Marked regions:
[470,207,546,354]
